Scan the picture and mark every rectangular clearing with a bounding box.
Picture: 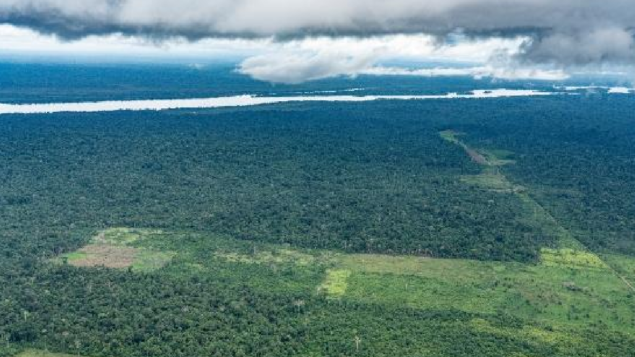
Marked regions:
[57,228,174,272]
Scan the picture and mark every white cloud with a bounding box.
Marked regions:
[237,34,564,83]
[238,52,377,84]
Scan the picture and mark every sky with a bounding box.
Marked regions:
[0,0,634,84]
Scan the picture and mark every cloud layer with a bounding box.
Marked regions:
[1,0,635,82]
[1,1,634,38]
[236,35,547,84]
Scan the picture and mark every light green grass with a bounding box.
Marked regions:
[62,252,88,262]
[319,269,352,298]
[540,248,608,269]
[469,318,582,348]
[55,228,330,294]
[330,251,635,333]
[52,251,88,266]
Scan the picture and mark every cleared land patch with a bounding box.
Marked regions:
[67,244,137,269]
[57,228,174,272]
[327,251,635,333]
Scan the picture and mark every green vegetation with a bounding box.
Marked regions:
[540,248,607,269]
[0,105,556,262]
[215,248,323,266]
[2,97,635,356]
[439,129,462,143]
[319,269,352,297]
[61,251,88,262]
[19,224,635,356]
[55,228,174,272]
[331,249,635,332]
[603,254,635,281]
[481,149,517,166]
[461,170,524,192]
[14,350,91,357]
[93,227,164,245]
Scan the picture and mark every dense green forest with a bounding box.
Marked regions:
[0,101,559,261]
[1,95,635,356]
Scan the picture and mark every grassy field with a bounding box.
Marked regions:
[601,254,635,293]
[328,250,635,332]
[319,269,352,297]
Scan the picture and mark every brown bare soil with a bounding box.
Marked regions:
[70,244,138,268]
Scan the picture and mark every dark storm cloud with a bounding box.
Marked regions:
[1,0,634,65]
